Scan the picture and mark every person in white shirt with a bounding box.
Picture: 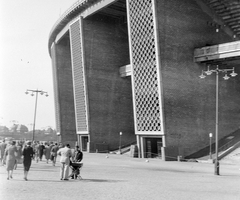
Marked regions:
[57,144,72,180]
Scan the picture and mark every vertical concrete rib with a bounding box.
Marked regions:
[51,43,61,135]
[69,18,89,135]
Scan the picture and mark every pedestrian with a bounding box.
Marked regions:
[22,141,34,181]
[34,141,40,162]
[49,141,54,151]
[50,143,59,166]
[31,141,36,160]
[44,143,51,164]
[57,144,72,180]
[72,145,83,163]
[0,139,7,165]
[3,141,17,180]
[39,142,45,161]
[70,145,83,179]
[14,141,23,170]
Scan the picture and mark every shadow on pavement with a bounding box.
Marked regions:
[30,169,57,172]
[4,179,62,182]
[80,179,126,183]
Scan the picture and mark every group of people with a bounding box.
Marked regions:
[0,139,83,181]
[0,139,34,180]
[31,141,61,165]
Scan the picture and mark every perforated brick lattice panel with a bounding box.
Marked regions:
[51,44,61,133]
[70,20,88,133]
[128,0,161,132]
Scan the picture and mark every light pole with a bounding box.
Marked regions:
[199,65,237,175]
[25,89,48,141]
[209,133,213,160]
[119,132,122,154]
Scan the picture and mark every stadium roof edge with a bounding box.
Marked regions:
[48,0,96,56]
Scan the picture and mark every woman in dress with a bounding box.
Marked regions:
[22,141,34,181]
[44,144,51,164]
[4,141,17,180]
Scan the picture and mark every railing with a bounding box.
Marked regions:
[120,141,137,149]
[95,141,137,153]
[48,0,91,54]
[218,140,240,160]
[218,139,236,154]
[194,41,240,62]
[50,0,87,37]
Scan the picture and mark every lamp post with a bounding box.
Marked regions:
[209,133,213,160]
[119,132,122,154]
[25,89,48,141]
[199,65,237,175]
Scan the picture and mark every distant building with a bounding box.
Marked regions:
[48,0,240,159]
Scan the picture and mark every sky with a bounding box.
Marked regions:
[0,0,77,130]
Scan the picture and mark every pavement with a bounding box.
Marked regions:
[0,153,240,200]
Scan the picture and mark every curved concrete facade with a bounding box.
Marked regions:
[49,0,240,160]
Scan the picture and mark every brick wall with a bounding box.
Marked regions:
[156,0,240,157]
[83,14,135,151]
[55,36,77,147]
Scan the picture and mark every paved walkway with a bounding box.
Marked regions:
[0,153,240,200]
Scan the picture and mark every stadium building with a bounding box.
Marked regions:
[48,0,240,160]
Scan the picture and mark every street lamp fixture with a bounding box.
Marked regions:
[25,89,48,141]
[119,132,123,154]
[209,133,213,160]
[199,65,237,175]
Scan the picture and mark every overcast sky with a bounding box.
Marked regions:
[0,0,77,129]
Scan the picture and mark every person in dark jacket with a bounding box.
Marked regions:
[39,142,45,161]
[72,145,83,162]
[22,141,34,181]
[70,145,83,179]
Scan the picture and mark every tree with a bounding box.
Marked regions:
[0,126,9,134]
[16,124,28,134]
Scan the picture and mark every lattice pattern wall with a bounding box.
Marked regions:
[70,19,89,133]
[51,44,61,134]
[127,0,161,132]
